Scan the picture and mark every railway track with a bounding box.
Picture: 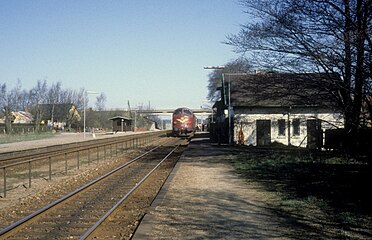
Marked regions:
[0,131,168,167]
[0,138,187,239]
[0,131,169,198]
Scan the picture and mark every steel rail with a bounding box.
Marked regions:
[0,131,167,167]
[0,145,162,237]
[80,145,180,240]
[1,131,167,197]
[1,136,142,169]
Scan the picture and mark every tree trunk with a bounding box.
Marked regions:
[351,0,367,129]
[34,106,42,133]
[4,106,12,134]
[342,0,354,134]
[346,0,368,154]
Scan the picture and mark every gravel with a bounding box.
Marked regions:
[0,133,170,234]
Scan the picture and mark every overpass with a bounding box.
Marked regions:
[134,109,213,130]
[137,109,213,124]
[136,109,212,115]
[136,109,213,120]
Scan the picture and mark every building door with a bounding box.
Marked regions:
[307,119,322,149]
[256,120,271,146]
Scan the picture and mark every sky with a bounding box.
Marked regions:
[0,0,248,110]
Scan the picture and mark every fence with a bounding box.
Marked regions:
[0,124,49,135]
[0,131,167,198]
[324,128,372,161]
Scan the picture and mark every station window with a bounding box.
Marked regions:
[278,119,286,136]
[293,118,300,136]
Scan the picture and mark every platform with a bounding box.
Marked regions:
[133,132,289,239]
[0,131,145,154]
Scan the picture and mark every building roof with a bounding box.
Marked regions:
[229,73,340,109]
[37,104,77,121]
[12,111,34,122]
[0,111,34,123]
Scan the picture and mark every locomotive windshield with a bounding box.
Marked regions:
[174,108,193,115]
[174,109,183,114]
[183,109,192,115]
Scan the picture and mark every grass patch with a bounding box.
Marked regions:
[229,149,372,238]
[0,132,55,144]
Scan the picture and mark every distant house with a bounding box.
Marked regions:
[0,111,33,124]
[0,111,35,134]
[11,111,34,124]
[37,104,81,130]
[215,72,344,148]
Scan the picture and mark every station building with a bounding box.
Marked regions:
[213,72,344,148]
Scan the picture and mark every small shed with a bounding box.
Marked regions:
[109,116,132,132]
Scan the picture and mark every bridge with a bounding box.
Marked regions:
[136,109,213,130]
[136,109,213,120]
[136,109,212,115]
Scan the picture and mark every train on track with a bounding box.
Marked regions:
[172,107,197,137]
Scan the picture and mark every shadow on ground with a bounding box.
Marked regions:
[180,132,372,239]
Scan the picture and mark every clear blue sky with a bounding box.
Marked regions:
[0,0,247,110]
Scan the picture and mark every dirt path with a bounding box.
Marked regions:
[134,134,369,239]
[134,137,291,239]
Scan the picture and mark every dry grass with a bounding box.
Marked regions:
[0,132,55,144]
[230,149,372,239]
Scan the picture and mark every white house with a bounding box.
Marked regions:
[0,111,34,124]
[228,72,344,148]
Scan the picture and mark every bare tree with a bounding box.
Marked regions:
[46,82,63,123]
[0,83,23,133]
[95,92,106,111]
[8,79,22,112]
[1,80,31,117]
[226,0,371,135]
[207,58,253,101]
[0,83,6,111]
[75,88,86,112]
[0,78,93,132]
[0,83,12,133]
[19,89,32,112]
[94,92,107,129]
[29,80,48,132]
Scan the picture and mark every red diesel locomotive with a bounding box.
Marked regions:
[172,107,197,137]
